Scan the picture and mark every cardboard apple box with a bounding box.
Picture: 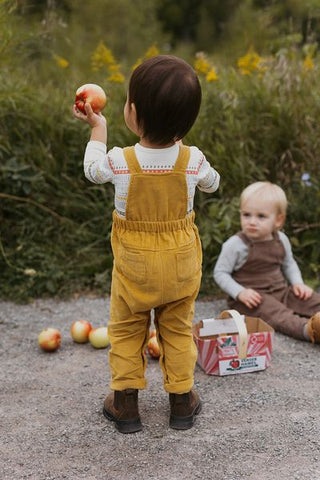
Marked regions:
[192,309,274,376]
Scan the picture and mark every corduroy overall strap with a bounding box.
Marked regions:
[123,145,191,174]
[123,146,142,173]
[122,145,190,222]
[173,145,192,172]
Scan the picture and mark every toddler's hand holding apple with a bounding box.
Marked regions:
[73,102,106,128]
[73,83,107,128]
[75,83,106,114]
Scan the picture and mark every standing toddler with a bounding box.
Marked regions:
[74,55,220,433]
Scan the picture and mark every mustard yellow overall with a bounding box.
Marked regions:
[108,146,202,393]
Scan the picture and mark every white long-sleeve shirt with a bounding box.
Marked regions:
[84,141,220,218]
[213,231,304,299]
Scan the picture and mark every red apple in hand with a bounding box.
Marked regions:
[147,335,160,359]
[38,328,61,352]
[70,320,92,343]
[75,83,106,114]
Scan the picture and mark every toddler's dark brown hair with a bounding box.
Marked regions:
[128,55,201,145]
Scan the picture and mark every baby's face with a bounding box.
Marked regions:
[240,197,283,242]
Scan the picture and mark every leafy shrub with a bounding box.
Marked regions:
[1,5,319,301]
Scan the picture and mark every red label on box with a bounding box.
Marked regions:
[193,317,273,376]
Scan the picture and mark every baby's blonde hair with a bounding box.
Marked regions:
[240,181,288,218]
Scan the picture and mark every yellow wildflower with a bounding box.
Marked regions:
[90,42,125,80]
[131,45,160,71]
[91,41,116,72]
[107,64,125,83]
[131,58,143,71]
[194,52,211,75]
[145,44,159,59]
[53,54,69,69]
[237,47,266,76]
[108,63,120,72]
[303,54,314,71]
[206,67,218,82]
[108,71,125,83]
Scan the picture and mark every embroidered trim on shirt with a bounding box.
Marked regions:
[87,162,98,183]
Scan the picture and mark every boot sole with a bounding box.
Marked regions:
[169,401,202,430]
[103,406,142,434]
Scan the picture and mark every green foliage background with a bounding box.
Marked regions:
[1,0,320,302]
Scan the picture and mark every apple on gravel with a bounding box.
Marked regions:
[89,327,110,349]
[149,329,156,339]
[38,328,61,352]
[75,83,106,114]
[147,335,160,359]
[70,320,92,344]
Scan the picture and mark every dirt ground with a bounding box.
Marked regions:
[1,295,320,480]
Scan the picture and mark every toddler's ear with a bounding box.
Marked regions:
[275,213,285,229]
[130,102,142,134]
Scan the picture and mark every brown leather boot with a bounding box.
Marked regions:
[306,312,320,343]
[103,389,142,434]
[169,389,202,430]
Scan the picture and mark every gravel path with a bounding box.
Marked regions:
[1,296,320,480]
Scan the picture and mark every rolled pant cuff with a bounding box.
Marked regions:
[110,379,147,391]
[164,380,194,394]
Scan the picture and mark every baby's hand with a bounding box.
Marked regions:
[292,284,313,300]
[237,288,262,309]
[73,102,106,128]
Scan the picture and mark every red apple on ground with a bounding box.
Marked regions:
[88,327,109,349]
[70,320,92,343]
[75,83,106,114]
[38,328,61,352]
[147,335,160,359]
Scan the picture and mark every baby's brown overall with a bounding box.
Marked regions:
[228,232,320,340]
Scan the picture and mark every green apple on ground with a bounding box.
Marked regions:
[89,327,110,349]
